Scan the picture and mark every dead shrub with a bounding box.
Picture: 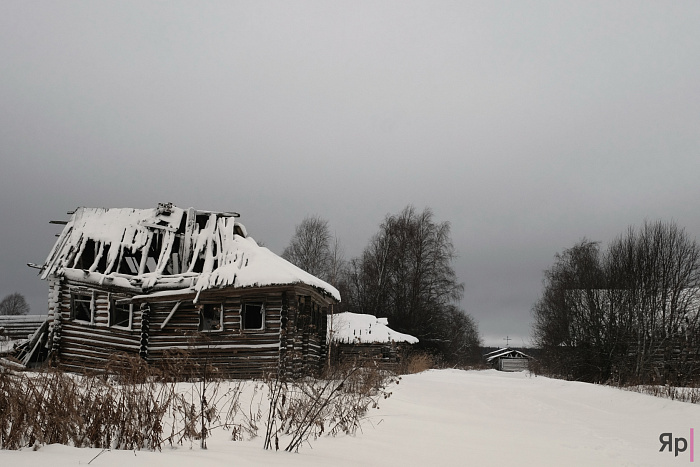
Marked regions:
[1,351,399,453]
[402,352,435,374]
[263,361,398,452]
[622,383,700,404]
[0,352,248,451]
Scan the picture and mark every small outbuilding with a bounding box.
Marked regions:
[328,312,418,370]
[484,347,532,372]
[0,315,50,366]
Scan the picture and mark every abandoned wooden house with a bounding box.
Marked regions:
[484,347,532,372]
[328,312,418,370]
[33,203,340,379]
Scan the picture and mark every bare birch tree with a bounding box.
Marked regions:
[344,206,480,364]
[282,215,346,287]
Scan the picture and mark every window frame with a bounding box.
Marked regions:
[109,296,133,329]
[198,303,224,332]
[241,302,265,331]
[70,290,95,324]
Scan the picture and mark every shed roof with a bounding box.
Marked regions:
[40,203,340,302]
[328,312,418,344]
[484,347,532,363]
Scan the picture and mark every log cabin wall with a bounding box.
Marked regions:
[279,294,329,379]
[331,342,410,372]
[145,290,285,379]
[52,277,142,373]
[49,280,332,380]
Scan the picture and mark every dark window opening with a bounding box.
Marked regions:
[199,304,223,331]
[71,292,93,322]
[110,299,132,328]
[242,303,264,330]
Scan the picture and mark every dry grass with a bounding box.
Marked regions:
[0,352,251,450]
[622,383,700,404]
[401,352,435,374]
[263,361,399,452]
[1,353,398,452]
[0,359,173,450]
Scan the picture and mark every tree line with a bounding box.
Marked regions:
[282,206,482,365]
[532,220,700,385]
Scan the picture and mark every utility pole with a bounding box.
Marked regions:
[504,336,511,348]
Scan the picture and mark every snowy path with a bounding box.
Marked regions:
[1,369,696,466]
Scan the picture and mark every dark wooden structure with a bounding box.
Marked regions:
[35,203,339,379]
[328,312,417,372]
[0,315,47,341]
[484,347,532,372]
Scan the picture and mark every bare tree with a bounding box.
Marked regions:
[344,206,478,364]
[0,293,30,316]
[605,221,700,384]
[282,216,345,287]
[532,221,700,384]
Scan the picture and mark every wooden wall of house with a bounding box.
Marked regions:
[145,291,285,380]
[279,294,329,379]
[52,278,142,374]
[49,279,332,380]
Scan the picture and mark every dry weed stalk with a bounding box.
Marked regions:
[263,361,398,452]
[0,352,254,451]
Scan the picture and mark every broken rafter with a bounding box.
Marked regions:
[138,232,154,276]
[195,209,240,218]
[160,300,182,329]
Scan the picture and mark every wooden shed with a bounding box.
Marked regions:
[328,312,418,371]
[484,347,532,372]
[34,203,339,379]
[0,315,48,341]
[1,315,50,367]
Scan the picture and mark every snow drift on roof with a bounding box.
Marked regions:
[328,312,418,344]
[193,235,340,301]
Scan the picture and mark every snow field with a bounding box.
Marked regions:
[1,369,697,466]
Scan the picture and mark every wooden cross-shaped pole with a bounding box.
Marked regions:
[504,336,511,347]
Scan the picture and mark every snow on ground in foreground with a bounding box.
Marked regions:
[1,369,697,466]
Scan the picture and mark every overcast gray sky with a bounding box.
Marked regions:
[1,1,699,347]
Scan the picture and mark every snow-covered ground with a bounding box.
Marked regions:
[1,369,697,466]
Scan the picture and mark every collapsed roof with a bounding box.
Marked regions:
[40,203,340,302]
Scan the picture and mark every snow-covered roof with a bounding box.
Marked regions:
[484,347,532,362]
[328,312,418,344]
[40,203,340,302]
